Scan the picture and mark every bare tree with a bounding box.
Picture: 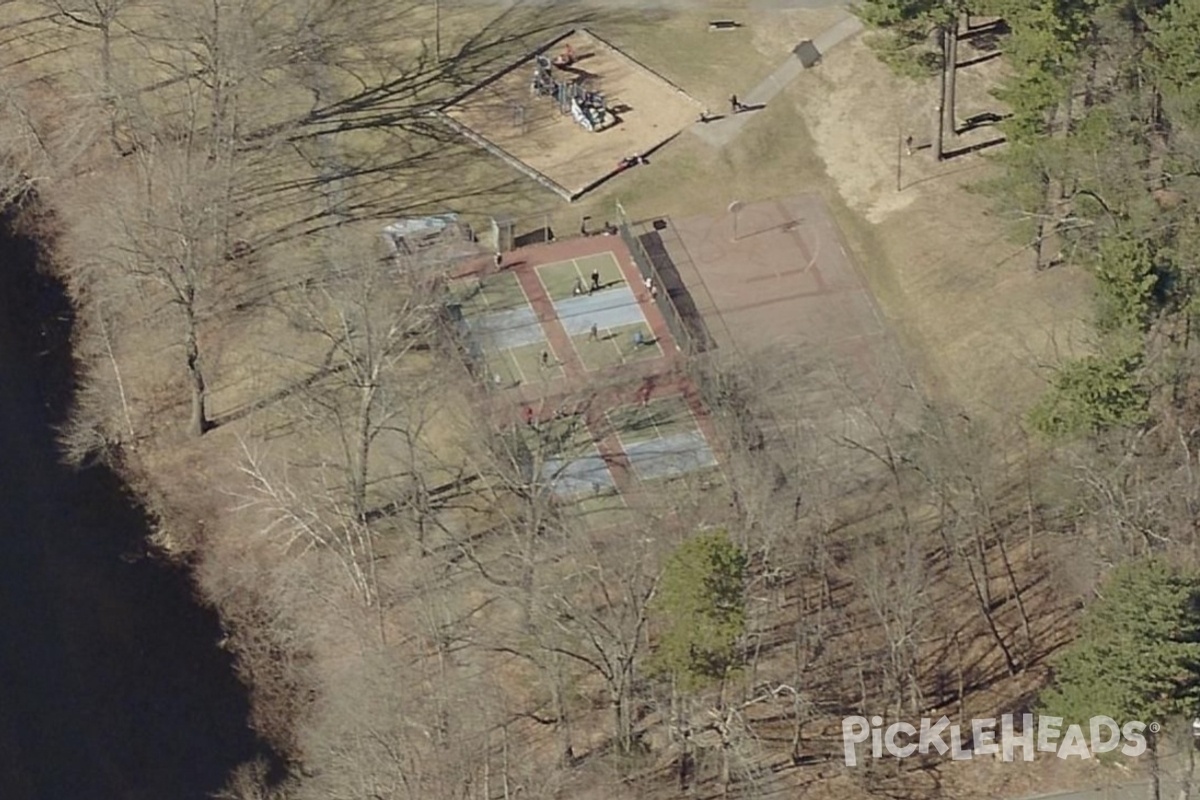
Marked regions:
[236,438,381,606]
[99,141,239,435]
[277,228,446,522]
[531,526,662,755]
[851,528,929,718]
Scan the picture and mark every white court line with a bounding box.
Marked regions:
[532,262,580,371]
[605,327,623,364]
[509,348,527,384]
[532,259,564,302]
[512,264,559,366]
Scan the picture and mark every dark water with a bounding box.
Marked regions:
[0,212,275,798]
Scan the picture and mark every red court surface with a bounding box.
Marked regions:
[624,194,918,428]
[451,234,723,505]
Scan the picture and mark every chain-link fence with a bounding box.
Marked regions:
[615,200,706,356]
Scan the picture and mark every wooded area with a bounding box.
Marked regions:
[4,0,1200,798]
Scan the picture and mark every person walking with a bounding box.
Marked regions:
[589,322,599,341]
[541,350,551,368]
[730,94,742,114]
[590,269,601,292]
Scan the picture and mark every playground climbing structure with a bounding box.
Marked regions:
[531,47,610,133]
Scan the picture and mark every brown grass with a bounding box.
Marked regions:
[12,1,1109,797]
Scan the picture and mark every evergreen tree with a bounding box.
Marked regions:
[1041,558,1200,727]
[649,530,748,691]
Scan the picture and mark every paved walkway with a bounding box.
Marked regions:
[689,12,864,149]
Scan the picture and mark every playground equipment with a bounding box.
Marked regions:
[552,44,576,68]
[530,49,609,132]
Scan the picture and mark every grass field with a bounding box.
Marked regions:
[536,252,627,301]
[571,321,661,371]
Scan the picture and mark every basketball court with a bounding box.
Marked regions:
[625,194,914,412]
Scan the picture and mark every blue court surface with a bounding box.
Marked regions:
[541,449,618,498]
[623,430,717,481]
[467,305,546,350]
[553,285,647,336]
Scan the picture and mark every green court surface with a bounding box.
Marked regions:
[536,252,626,301]
[453,271,530,314]
[606,395,699,445]
[483,342,565,387]
[575,492,634,530]
[571,322,663,371]
[512,341,565,383]
[516,411,593,455]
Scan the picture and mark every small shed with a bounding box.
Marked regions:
[382,214,473,257]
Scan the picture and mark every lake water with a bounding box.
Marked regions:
[0,212,278,798]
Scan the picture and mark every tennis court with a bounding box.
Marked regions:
[536,252,627,301]
[608,396,718,482]
[572,321,662,371]
[456,271,529,314]
[532,253,665,371]
[541,448,618,498]
[478,341,566,387]
[520,414,618,499]
[452,272,568,386]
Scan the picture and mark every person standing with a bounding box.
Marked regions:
[494,252,503,270]
[591,269,601,292]
[589,322,599,341]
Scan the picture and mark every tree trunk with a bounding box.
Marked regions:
[184,305,210,436]
[100,22,119,147]
[614,689,632,754]
[1148,88,1168,193]
[934,27,947,161]
[1150,734,1161,800]
[945,17,959,138]
[996,533,1032,647]
[352,384,373,521]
